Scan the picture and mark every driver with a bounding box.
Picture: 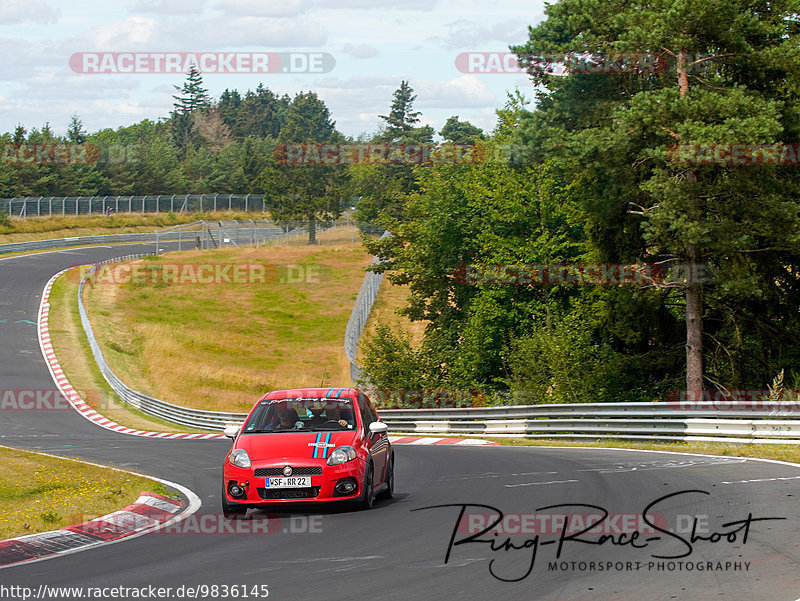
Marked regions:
[277,407,303,429]
[307,406,348,428]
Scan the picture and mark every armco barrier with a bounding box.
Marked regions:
[343,231,391,383]
[376,403,800,444]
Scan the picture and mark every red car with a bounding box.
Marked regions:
[222,387,393,515]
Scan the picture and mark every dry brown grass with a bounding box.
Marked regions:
[48,269,198,432]
[85,226,372,413]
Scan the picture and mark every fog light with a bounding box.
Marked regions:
[334,478,358,496]
[228,483,246,498]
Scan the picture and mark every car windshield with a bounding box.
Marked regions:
[241,398,356,434]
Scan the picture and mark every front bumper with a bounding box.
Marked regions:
[224,459,364,505]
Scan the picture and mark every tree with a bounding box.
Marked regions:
[172,65,211,114]
[263,91,346,243]
[439,116,485,144]
[511,0,800,395]
[66,114,87,143]
[378,80,422,142]
[12,124,25,144]
[352,81,432,228]
[171,66,211,155]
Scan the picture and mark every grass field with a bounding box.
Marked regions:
[82,226,372,413]
[48,270,199,433]
[0,446,174,539]
[0,211,268,243]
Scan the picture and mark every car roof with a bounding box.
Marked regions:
[259,387,358,401]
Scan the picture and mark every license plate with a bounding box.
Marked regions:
[265,476,312,488]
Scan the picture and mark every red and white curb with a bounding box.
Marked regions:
[389,436,498,446]
[38,269,497,446]
[0,492,183,568]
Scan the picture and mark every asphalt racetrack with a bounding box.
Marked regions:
[1,243,799,600]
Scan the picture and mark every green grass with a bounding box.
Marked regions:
[0,446,176,539]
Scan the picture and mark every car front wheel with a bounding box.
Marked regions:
[359,462,375,510]
[379,455,394,499]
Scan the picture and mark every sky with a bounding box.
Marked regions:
[0,0,547,140]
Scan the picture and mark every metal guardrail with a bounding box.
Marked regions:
[344,231,391,383]
[377,403,800,444]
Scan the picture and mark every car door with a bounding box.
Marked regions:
[359,392,388,483]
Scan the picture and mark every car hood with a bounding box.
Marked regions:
[235,430,359,462]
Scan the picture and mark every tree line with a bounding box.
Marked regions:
[4,0,800,407]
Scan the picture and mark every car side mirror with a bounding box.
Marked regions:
[369,422,388,435]
[224,425,240,439]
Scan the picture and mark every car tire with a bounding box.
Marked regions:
[359,462,375,510]
[379,454,394,499]
[222,484,248,517]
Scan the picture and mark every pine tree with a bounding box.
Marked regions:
[378,81,423,142]
[171,65,211,115]
[66,114,87,143]
[170,65,211,156]
[263,92,346,243]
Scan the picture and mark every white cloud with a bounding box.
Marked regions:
[417,75,496,108]
[217,0,309,18]
[128,0,206,14]
[342,43,378,59]
[83,17,160,50]
[176,17,326,47]
[427,18,534,49]
[0,0,58,25]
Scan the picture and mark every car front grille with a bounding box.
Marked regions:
[254,466,323,477]
[257,487,321,500]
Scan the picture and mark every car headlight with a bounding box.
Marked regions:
[229,449,251,469]
[327,446,357,466]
